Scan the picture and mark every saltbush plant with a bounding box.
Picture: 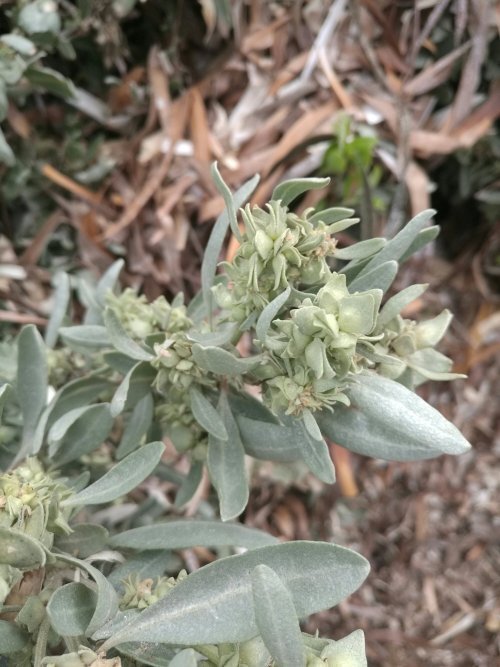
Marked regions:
[0,166,470,666]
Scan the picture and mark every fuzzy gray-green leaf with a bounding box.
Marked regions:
[189,387,228,440]
[317,373,471,460]
[117,392,154,459]
[251,564,305,667]
[208,392,248,521]
[98,541,369,648]
[62,441,165,507]
[47,582,96,636]
[45,272,71,348]
[104,309,155,361]
[109,519,278,551]
[0,527,46,570]
[256,287,291,342]
[272,178,330,207]
[17,325,48,448]
[192,344,262,376]
[0,620,29,654]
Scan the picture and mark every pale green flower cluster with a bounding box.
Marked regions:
[214,201,342,322]
[120,570,187,611]
[372,309,460,388]
[0,458,72,535]
[106,288,191,339]
[259,273,382,414]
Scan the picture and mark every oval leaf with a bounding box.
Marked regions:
[17,324,47,447]
[45,271,71,348]
[98,541,369,648]
[47,582,96,636]
[189,387,227,440]
[192,344,261,376]
[317,373,471,460]
[104,308,154,361]
[50,403,113,464]
[0,527,46,570]
[109,519,278,551]
[62,441,165,507]
[272,178,330,207]
[0,620,29,654]
[251,564,304,667]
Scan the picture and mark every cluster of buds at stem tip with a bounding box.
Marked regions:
[256,273,382,415]
[0,458,73,536]
[214,200,352,323]
[119,570,187,610]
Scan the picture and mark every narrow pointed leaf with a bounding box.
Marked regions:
[363,209,436,271]
[399,225,440,262]
[201,173,260,313]
[98,541,369,648]
[45,271,71,348]
[104,308,154,361]
[291,417,335,484]
[317,373,471,460]
[208,392,248,521]
[256,286,291,342]
[347,260,398,294]
[109,519,278,551]
[308,207,355,226]
[334,238,386,260]
[175,461,203,508]
[17,325,47,447]
[54,524,109,558]
[189,387,228,440]
[110,362,155,417]
[117,392,154,459]
[377,284,428,328]
[251,564,305,667]
[272,178,330,207]
[192,344,262,376]
[211,162,242,241]
[62,441,165,507]
[0,383,11,424]
[59,324,110,349]
[49,403,113,463]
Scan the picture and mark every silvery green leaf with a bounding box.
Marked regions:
[272,178,330,207]
[45,271,71,348]
[0,33,36,55]
[192,344,262,376]
[201,174,259,314]
[54,524,109,558]
[0,527,46,569]
[117,392,154,459]
[50,403,113,464]
[55,553,119,637]
[109,519,278,551]
[251,564,304,667]
[406,349,465,381]
[256,286,291,342]
[0,620,29,653]
[291,416,335,484]
[377,284,428,328]
[237,416,302,461]
[17,325,47,449]
[118,643,183,667]
[82,259,124,325]
[0,127,15,166]
[98,541,369,648]
[187,323,237,346]
[189,387,227,440]
[208,392,248,521]
[18,0,61,33]
[0,383,11,424]
[211,162,242,241]
[334,238,386,260]
[174,461,203,507]
[104,309,154,361]
[108,551,177,593]
[317,373,471,460]
[400,225,440,263]
[320,629,367,666]
[228,390,280,424]
[363,209,436,272]
[104,351,137,374]
[59,324,110,349]
[414,309,453,347]
[96,259,125,305]
[47,582,96,636]
[62,441,165,507]
[308,207,355,226]
[25,66,75,98]
[110,362,155,417]
[46,376,112,431]
[347,260,398,294]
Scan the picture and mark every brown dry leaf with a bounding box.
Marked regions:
[403,41,471,97]
[405,161,431,215]
[189,86,211,165]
